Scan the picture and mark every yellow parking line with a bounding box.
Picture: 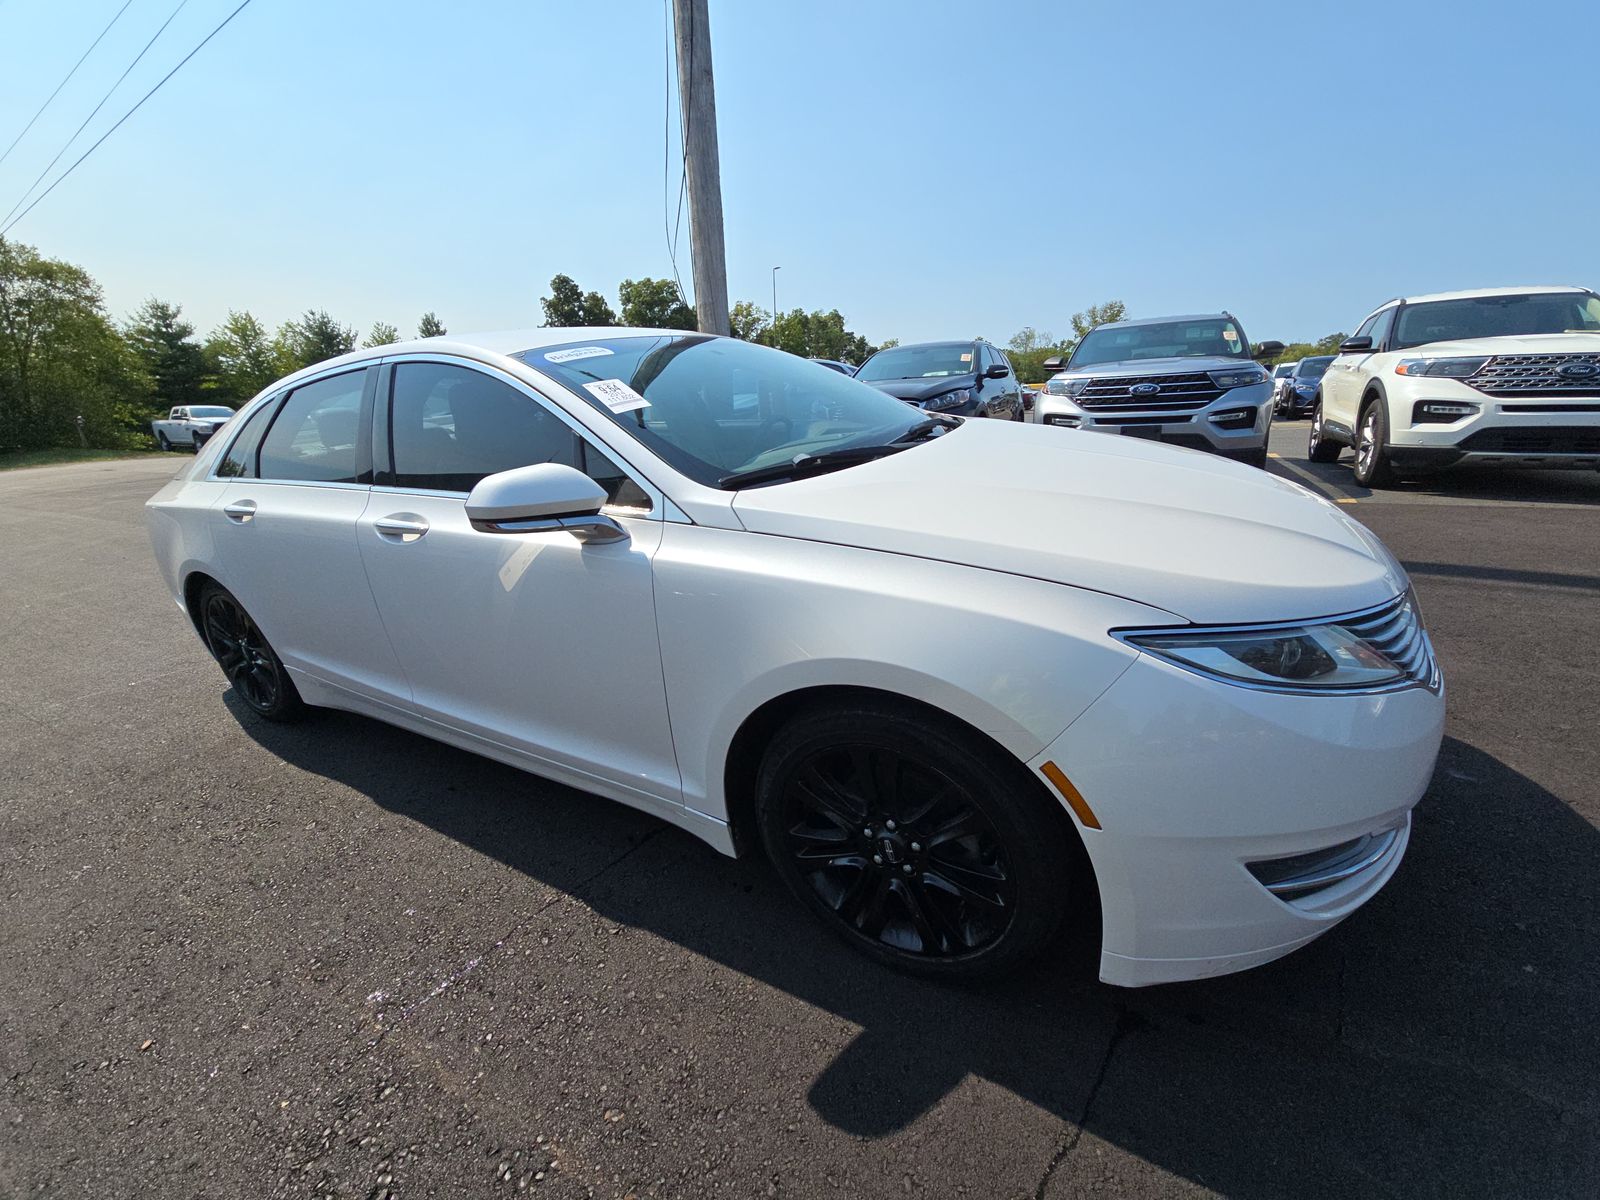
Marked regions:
[1267,452,1281,459]
[1336,497,1359,504]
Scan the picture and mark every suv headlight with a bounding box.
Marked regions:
[1394,356,1489,378]
[1046,377,1089,397]
[1208,366,1269,389]
[1121,595,1426,691]
[925,389,972,410]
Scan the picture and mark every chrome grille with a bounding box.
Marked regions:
[1075,371,1223,411]
[1337,593,1433,686]
[1467,353,1600,396]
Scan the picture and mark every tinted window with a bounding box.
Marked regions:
[855,342,978,380]
[258,371,365,483]
[390,363,578,493]
[580,442,652,511]
[1296,356,1334,379]
[215,397,280,478]
[1364,307,1395,350]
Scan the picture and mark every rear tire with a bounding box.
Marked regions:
[157,432,172,451]
[197,582,306,722]
[755,701,1077,979]
[1352,397,1399,488]
[1308,399,1341,463]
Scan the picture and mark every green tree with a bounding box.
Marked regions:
[541,274,616,327]
[1260,331,1350,368]
[0,237,147,451]
[1070,300,1128,340]
[205,310,278,403]
[365,321,401,347]
[729,299,770,343]
[1007,326,1076,384]
[417,311,447,338]
[276,309,356,371]
[618,277,695,330]
[125,298,208,411]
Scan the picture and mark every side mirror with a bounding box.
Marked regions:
[984,363,1009,379]
[1252,340,1286,359]
[1338,336,1374,354]
[464,463,627,543]
[1041,356,1065,372]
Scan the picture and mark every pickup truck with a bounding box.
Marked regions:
[151,405,235,451]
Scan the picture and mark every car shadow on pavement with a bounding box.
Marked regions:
[233,702,1599,1199]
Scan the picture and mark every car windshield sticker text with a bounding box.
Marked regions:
[545,346,615,364]
[583,379,651,414]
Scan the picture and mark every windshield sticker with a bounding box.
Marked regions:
[959,352,973,363]
[545,345,614,364]
[583,378,651,414]
[1223,327,1240,344]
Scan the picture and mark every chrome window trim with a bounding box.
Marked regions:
[378,352,668,522]
[1112,593,1441,696]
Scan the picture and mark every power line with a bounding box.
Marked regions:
[0,0,137,170]
[2,0,193,230]
[1,0,253,238]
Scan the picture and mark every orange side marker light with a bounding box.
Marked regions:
[1041,761,1101,830]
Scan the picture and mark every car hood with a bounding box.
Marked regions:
[1397,332,1600,356]
[860,374,979,402]
[729,421,1406,624]
[1054,355,1248,379]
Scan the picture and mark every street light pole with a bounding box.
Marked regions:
[771,265,781,340]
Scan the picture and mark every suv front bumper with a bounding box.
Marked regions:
[1387,382,1600,471]
[1033,382,1274,459]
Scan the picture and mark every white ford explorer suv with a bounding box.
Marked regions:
[1309,286,1600,487]
[1035,313,1284,468]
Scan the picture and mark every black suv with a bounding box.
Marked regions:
[853,339,1024,420]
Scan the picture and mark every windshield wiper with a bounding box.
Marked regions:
[718,444,906,490]
[892,416,960,443]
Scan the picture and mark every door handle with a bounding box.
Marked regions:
[374,513,429,542]
[223,499,257,523]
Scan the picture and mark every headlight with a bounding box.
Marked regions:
[924,389,972,410]
[1121,593,1427,691]
[1046,377,1089,397]
[1208,366,1269,389]
[1394,356,1489,378]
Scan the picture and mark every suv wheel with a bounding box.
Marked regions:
[755,702,1075,979]
[1307,399,1341,463]
[1352,398,1399,488]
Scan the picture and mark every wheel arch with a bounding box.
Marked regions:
[181,569,221,642]
[720,683,1099,909]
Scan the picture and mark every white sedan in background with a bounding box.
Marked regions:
[147,329,1444,985]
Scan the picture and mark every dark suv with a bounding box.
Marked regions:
[1277,355,1334,419]
[853,340,1024,420]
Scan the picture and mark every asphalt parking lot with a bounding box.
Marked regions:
[2,429,1596,1200]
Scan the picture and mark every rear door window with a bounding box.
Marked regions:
[257,371,367,483]
[215,397,281,479]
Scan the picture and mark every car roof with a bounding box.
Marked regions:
[1396,285,1591,305]
[1093,313,1232,330]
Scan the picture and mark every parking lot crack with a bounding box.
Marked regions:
[1033,1005,1138,1200]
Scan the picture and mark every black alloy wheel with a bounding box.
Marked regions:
[756,704,1075,978]
[198,583,304,721]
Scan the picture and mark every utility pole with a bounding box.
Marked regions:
[672,0,729,335]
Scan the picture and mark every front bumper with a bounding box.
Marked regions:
[1030,650,1445,987]
[1033,381,1274,455]
[1387,383,1600,471]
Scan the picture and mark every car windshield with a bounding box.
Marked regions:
[1273,364,1295,378]
[191,406,234,418]
[1392,292,1600,349]
[1296,357,1334,379]
[1069,318,1250,368]
[521,335,935,488]
[855,343,976,381]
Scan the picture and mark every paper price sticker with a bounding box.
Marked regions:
[545,345,614,364]
[583,379,651,414]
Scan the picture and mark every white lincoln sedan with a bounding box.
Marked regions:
[146,328,1445,985]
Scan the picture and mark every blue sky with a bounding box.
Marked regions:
[1,0,1595,347]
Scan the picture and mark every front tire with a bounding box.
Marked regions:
[1240,446,1269,469]
[197,582,306,722]
[1308,398,1341,463]
[1352,398,1399,488]
[755,702,1076,979]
